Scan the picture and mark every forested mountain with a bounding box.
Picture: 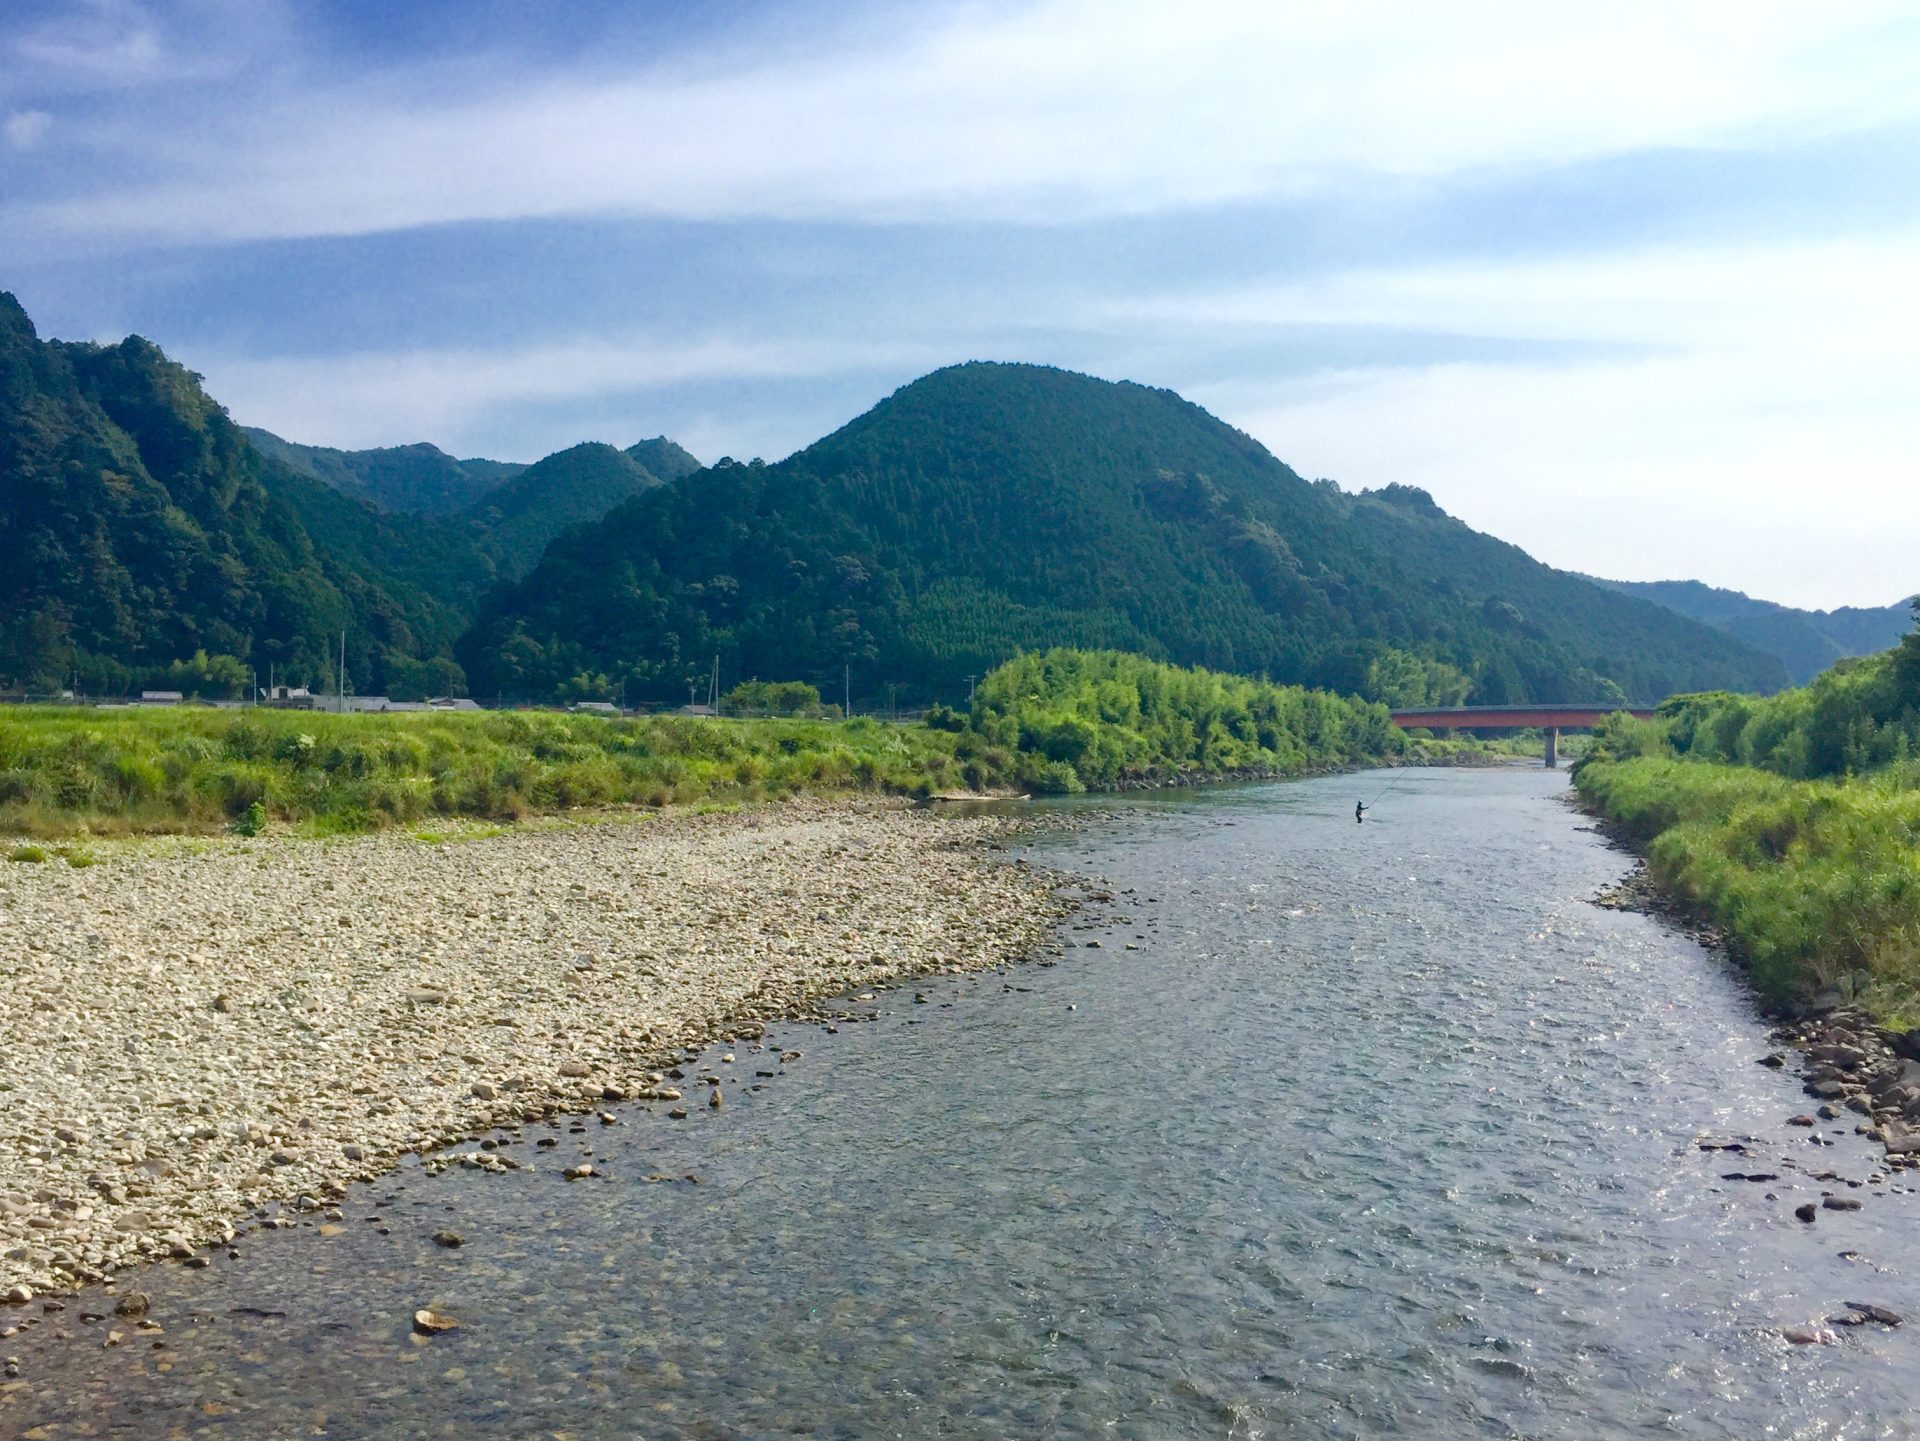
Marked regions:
[463,442,673,577]
[0,292,719,696]
[1586,576,1915,684]
[459,362,1787,706]
[245,428,696,577]
[0,292,467,696]
[243,428,525,515]
[625,437,701,483]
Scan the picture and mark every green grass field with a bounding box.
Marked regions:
[1577,723,1920,1025]
[0,649,1414,840]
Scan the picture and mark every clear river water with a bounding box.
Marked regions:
[6,768,1919,1439]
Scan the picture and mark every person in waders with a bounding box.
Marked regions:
[1355,800,1368,824]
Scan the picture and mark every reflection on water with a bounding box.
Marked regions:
[6,769,1917,1439]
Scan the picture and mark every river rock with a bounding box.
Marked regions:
[431,1231,465,1248]
[1795,1203,1819,1223]
[412,1307,459,1335]
[1845,1301,1902,1326]
[111,1293,149,1317]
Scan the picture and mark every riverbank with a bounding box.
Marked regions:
[0,798,1069,1302]
[1583,810,1920,1178]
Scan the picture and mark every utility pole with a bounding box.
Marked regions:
[338,631,346,713]
[709,654,720,713]
[965,674,977,704]
[844,662,851,718]
[888,682,898,724]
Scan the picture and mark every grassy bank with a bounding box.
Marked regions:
[1575,622,1920,1024]
[0,649,1407,838]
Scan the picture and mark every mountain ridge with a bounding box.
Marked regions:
[460,361,1788,706]
[1585,575,1915,684]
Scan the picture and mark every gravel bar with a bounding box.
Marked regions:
[0,798,1066,1300]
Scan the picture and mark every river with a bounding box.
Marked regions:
[4,768,1917,1438]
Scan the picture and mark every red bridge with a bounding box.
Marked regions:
[1387,705,1656,767]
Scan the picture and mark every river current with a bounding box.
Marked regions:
[7,768,1918,1438]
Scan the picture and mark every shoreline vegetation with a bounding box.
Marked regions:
[0,649,1418,840]
[1573,617,1920,1027]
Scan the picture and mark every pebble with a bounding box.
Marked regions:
[0,799,1066,1298]
[411,1308,458,1336]
[431,1231,465,1248]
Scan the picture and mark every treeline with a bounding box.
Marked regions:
[0,649,1396,837]
[1574,608,1920,1022]
[935,648,1399,793]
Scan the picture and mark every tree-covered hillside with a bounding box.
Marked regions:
[461,362,1787,706]
[625,437,702,483]
[1587,576,1915,685]
[0,292,466,696]
[243,428,525,515]
[462,441,671,577]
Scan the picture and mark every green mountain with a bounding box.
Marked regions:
[0,291,467,696]
[625,437,701,483]
[243,428,698,580]
[460,441,671,577]
[459,362,1788,706]
[242,427,525,515]
[1587,576,1915,685]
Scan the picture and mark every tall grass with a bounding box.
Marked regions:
[0,650,1409,839]
[0,707,978,837]
[1577,731,1920,1024]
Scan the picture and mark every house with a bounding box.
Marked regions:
[678,703,718,717]
[262,685,316,708]
[571,701,621,716]
[138,690,184,705]
[425,697,483,712]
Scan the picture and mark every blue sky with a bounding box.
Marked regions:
[3,0,1917,608]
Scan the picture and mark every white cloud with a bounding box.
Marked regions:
[9,0,1919,245]
[1163,230,1920,608]
[194,331,939,455]
[4,109,51,149]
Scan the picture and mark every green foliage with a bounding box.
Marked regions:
[460,442,666,578]
[967,648,1399,791]
[722,679,829,717]
[7,844,47,862]
[1631,640,1920,782]
[242,429,525,515]
[0,292,471,697]
[0,649,1396,834]
[1577,627,1920,1023]
[459,363,1786,707]
[1576,754,1920,1021]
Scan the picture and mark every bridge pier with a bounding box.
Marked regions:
[1543,727,1559,768]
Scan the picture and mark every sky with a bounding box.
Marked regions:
[2,1,1917,609]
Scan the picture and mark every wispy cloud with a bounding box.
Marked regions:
[193,330,944,455]
[3,108,51,149]
[1165,229,1920,607]
[7,0,1919,248]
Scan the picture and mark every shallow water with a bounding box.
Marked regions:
[6,768,1918,1439]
